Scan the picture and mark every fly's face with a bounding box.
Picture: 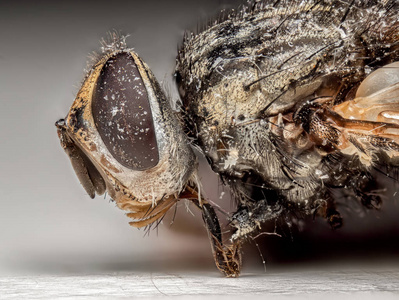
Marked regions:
[56,38,196,227]
[57,36,243,277]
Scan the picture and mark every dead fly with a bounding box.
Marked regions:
[56,0,399,277]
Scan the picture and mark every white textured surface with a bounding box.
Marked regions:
[2,265,399,299]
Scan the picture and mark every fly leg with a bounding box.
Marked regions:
[195,199,242,277]
[351,171,382,209]
[312,196,343,230]
[180,187,242,277]
[230,199,283,241]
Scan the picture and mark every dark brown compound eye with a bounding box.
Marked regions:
[92,52,159,170]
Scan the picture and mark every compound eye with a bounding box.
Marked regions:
[92,52,159,171]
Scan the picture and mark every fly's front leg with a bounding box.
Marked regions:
[195,200,242,277]
[180,187,242,277]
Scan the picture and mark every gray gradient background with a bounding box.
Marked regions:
[1,0,399,278]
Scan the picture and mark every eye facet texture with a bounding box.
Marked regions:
[92,52,159,171]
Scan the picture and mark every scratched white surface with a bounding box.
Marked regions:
[2,264,399,299]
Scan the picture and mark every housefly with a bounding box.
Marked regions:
[56,0,399,277]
